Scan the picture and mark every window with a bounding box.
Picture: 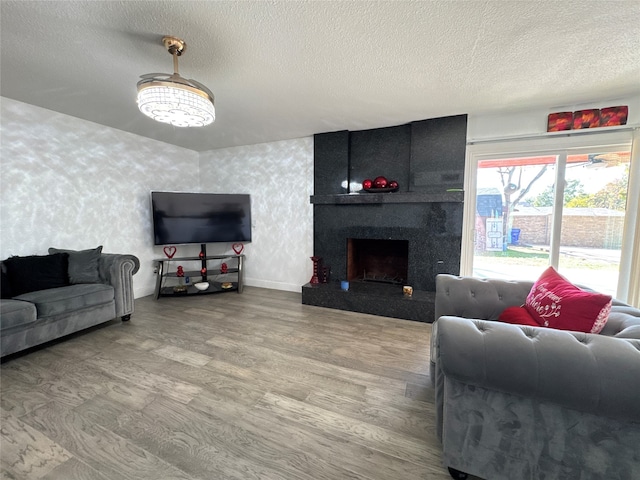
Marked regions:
[461,129,639,304]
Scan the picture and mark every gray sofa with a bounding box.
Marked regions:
[1,251,139,358]
[430,274,640,480]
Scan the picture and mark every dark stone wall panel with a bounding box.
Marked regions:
[314,130,349,195]
[349,125,411,192]
[410,114,467,192]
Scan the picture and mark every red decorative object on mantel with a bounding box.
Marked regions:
[374,176,388,188]
[163,246,177,259]
[176,266,184,277]
[220,262,228,274]
[199,250,205,259]
[200,267,207,275]
[232,243,244,255]
[362,177,399,192]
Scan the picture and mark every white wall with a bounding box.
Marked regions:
[198,139,314,292]
[468,94,640,140]
[0,98,199,297]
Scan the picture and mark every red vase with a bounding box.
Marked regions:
[310,256,322,284]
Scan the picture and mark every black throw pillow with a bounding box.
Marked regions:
[4,253,70,296]
[1,266,12,298]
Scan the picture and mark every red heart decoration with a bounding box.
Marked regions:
[232,243,244,255]
[163,246,177,259]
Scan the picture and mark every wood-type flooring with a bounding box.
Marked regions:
[1,287,473,480]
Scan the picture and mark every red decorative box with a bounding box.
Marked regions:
[573,109,600,129]
[600,106,628,127]
[547,112,573,132]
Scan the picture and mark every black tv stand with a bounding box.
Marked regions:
[153,245,245,300]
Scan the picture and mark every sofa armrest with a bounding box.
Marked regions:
[436,316,640,423]
[98,254,139,318]
[431,274,534,381]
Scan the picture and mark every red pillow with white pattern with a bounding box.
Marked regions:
[499,306,540,327]
[524,266,612,333]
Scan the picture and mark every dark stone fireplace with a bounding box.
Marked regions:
[302,114,467,322]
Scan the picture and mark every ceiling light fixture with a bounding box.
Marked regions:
[137,36,215,127]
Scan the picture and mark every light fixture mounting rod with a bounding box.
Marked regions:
[163,36,185,75]
[162,36,186,56]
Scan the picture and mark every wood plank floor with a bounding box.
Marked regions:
[1,287,467,480]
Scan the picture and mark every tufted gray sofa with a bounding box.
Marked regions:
[430,274,640,480]
[1,253,139,358]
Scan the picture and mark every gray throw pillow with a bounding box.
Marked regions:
[48,246,103,284]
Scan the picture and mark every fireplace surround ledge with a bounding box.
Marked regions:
[310,191,464,205]
[302,282,436,323]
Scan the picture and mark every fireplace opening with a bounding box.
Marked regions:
[347,238,409,285]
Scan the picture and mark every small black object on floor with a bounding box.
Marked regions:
[448,467,468,479]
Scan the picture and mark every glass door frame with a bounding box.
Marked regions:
[461,129,639,303]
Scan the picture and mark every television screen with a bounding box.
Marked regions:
[151,192,252,245]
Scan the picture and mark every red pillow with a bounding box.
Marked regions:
[524,267,612,333]
[499,306,540,327]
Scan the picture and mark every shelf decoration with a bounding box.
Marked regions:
[600,106,628,127]
[362,176,399,193]
[573,109,600,129]
[547,105,627,132]
[173,265,187,293]
[163,246,177,259]
[310,256,322,284]
[220,262,228,274]
[232,243,244,255]
[547,112,573,132]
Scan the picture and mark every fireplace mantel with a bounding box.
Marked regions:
[310,191,464,205]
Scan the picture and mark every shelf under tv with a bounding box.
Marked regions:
[153,251,245,300]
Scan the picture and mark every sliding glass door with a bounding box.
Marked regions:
[462,130,638,302]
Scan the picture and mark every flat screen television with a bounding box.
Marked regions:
[151,191,252,246]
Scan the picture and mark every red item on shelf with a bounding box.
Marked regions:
[547,112,573,132]
[600,106,628,127]
[373,176,388,188]
[572,109,600,129]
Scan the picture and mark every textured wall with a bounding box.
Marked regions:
[0,98,199,297]
[198,139,314,292]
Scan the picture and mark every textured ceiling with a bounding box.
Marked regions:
[1,0,639,152]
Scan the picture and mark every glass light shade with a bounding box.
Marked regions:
[137,81,215,127]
